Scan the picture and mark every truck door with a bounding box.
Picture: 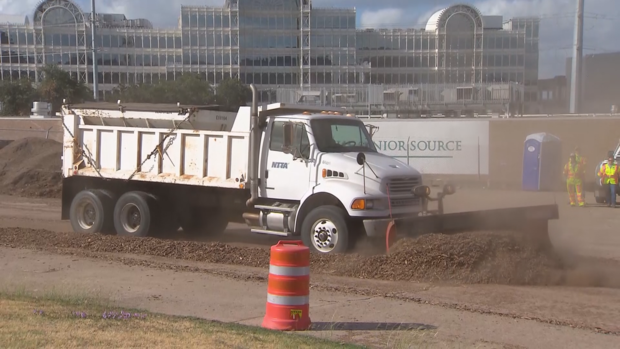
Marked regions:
[260,119,312,200]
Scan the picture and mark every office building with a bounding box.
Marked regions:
[0,0,540,115]
[538,76,568,114]
[566,52,620,114]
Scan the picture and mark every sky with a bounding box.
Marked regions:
[0,0,618,78]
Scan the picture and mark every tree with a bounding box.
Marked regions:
[106,73,215,105]
[38,64,92,113]
[171,73,215,104]
[106,82,157,104]
[214,78,251,110]
[0,78,39,116]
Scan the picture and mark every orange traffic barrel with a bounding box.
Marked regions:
[262,240,311,331]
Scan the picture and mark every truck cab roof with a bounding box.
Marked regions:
[280,113,358,122]
[257,102,355,121]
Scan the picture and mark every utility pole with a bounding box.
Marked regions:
[91,0,98,101]
[569,0,584,113]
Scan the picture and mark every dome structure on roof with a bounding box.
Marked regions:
[33,0,84,26]
[425,4,483,32]
[425,9,445,31]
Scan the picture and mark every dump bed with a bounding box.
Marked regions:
[61,102,251,188]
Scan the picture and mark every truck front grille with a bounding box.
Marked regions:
[389,197,421,208]
[386,176,423,208]
[386,177,421,196]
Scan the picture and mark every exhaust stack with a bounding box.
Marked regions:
[246,84,259,207]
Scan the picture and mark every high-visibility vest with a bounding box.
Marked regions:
[599,163,619,184]
[575,155,586,175]
[564,160,582,179]
[575,154,585,165]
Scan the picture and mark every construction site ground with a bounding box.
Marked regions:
[1,189,620,349]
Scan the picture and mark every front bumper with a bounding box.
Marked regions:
[363,218,394,237]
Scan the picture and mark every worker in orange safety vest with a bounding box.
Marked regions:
[574,146,586,202]
[598,154,619,207]
[564,153,585,207]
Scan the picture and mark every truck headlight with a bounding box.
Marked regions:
[351,199,366,210]
[412,185,431,197]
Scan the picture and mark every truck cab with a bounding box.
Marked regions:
[244,104,425,253]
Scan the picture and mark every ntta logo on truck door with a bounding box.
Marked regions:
[271,162,288,169]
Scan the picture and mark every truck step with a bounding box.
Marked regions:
[251,228,292,237]
[254,203,296,212]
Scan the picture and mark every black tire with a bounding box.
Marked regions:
[180,209,228,237]
[595,196,606,204]
[69,189,114,234]
[113,191,156,238]
[301,205,350,254]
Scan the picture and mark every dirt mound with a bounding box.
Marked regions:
[5,227,619,287]
[0,138,63,198]
[0,228,272,268]
[312,231,565,285]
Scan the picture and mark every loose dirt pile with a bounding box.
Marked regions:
[0,227,272,268]
[0,138,63,198]
[330,231,565,285]
[4,227,615,287]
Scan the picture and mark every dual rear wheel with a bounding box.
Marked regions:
[69,189,227,238]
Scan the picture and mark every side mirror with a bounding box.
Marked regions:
[282,122,294,153]
[356,152,366,165]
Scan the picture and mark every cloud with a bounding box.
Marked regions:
[359,8,403,29]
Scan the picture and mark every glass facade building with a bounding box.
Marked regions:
[0,0,540,115]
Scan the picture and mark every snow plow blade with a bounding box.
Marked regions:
[363,185,560,253]
[379,204,559,253]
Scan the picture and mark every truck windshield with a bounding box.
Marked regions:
[310,118,377,153]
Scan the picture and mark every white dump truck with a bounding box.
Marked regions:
[60,85,559,254]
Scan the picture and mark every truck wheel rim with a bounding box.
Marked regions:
[77,201,96,230]
[120,204,142,234]
[311,219,338,253]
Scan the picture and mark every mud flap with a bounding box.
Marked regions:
[385,220,397,254]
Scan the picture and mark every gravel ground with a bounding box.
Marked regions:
[4,227,618,287]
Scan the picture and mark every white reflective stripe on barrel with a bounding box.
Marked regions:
[269,265,310,277]
[267,294,309,306]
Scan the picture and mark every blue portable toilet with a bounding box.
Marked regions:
[522,133,562,191]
